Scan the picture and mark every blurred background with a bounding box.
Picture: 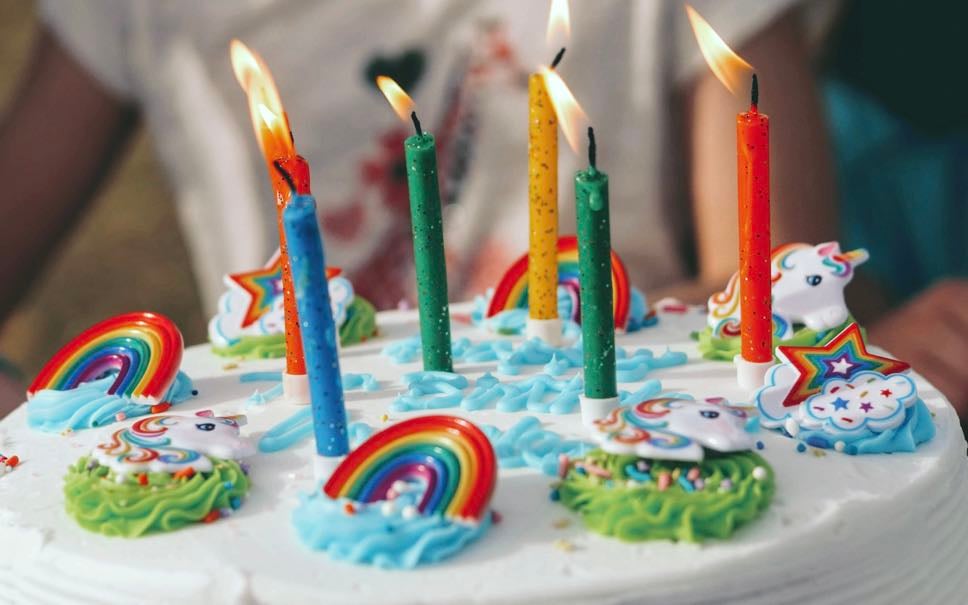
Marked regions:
[0,0,965,396]
[0,0,205,374]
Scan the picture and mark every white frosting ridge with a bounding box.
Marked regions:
[0,305,966,604]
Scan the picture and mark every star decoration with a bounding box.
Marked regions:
[228,249,341,328]
[827,355,856,376]
[832,397,849,411]
[880,389,892,397]
[860,402,874,413]
[776,323,910,408]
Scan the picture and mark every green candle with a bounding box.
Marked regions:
[575,127,616,399]
[404,112,453,372]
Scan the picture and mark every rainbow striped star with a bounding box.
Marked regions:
[229,249,340,328]
[776,323,910,408]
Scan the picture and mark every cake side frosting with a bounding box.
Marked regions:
[1,307,966,605]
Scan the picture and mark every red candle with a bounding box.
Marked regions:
[736,74,771,363]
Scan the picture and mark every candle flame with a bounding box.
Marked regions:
[230,39,294,160]
[547,0,570,48]
[376,75,416,124]
[685,4,753,96]
[540,67,587,154]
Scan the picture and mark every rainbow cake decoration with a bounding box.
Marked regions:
[292,415,497,568]
[755,323,935,454]
[697,241,868,361]
[556,397,774,543]
[26,312,195,432]
[478,235,655,335]
[208,249,378,359]
[64,412,254,537]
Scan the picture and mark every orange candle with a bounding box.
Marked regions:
[737,74,771,363]
[231,40,308,378]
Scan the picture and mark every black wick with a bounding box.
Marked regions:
[587,126,597,169]
[410,111,423,136]
[272,159,296,193]
[750,73,759,107]
[550,47,566,70]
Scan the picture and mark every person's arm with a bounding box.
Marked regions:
[0,26,138,321]
[657,11,837,302]
[0,26,138,417]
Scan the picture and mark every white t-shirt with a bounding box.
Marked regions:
[39,0,819,312]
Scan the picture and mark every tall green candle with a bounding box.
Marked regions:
[404,111,453,372]
[575,127,616,400]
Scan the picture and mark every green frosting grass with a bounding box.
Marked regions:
[212,296,378,360]
[557,449,774,543]
[64,456,250,538]
[693,318,860,362]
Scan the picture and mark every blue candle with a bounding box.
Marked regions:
[282,194,349,459]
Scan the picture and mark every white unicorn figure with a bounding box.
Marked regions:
[707,242,869,340]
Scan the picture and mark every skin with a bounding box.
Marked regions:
[0,16,965,423]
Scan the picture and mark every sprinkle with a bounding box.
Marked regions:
[491,510,503,524]
[549,489,561,502]
[693,478,705,490]
[719,478,733,492]
[381,501,395,516]
[553,539,576,552]
[752,466,767,481]
[137,474,148,486]
[401,505,419,520]
[172,467,196,480]
[219,508,233,518]
[671,468,681,481]
[391,480,409,494]
[686,467,700,481]
[812,448,827,458]
[380,414,389,423]
[343,502,357,515]
[202,510,221,523]
[5,455,19,468]
[230,496,242,509]
[796,442,807,453]
[557,454,570,479]
[115,474,126,484]
[552,518,571,529]
[114,412,127,422]
[223,362,239,371]
[574,466,587,476]
[223,481,234,490]
[191,389,199,396]
[834,441,846,452]
[150,403,171,414]
[635,459,650,473]
[657,472,672,491]
[755,441,765,450]
[579,462,612,479]
[677,476,695,492]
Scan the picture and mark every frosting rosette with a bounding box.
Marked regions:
[557,449,774,542]
[63,413,254,537]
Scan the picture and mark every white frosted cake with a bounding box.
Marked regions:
[1,305,966,605]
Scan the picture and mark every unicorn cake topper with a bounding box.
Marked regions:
[708,242,869,340]
[93,413,254,477]
[589,397,756,462]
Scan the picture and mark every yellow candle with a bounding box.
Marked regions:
[528,71,559,321]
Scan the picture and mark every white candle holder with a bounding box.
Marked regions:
[283,372,310,405]
[734,355,773,391]
[525,317,563,346]
[313,455,345,484]
[579,394,619,427]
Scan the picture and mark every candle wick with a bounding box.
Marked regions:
[272,159,296,194]
[550,47,566,70]
[410,111,423,137]
[587,126,597,170]
[750,73,759,110]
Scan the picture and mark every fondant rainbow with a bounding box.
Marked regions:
[28,312,183,404]
[324,415,496,523]
[485,235,630,329]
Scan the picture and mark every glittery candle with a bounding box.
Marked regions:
[737,75,771,363]
[527,71,559,321]
[404,117,454,372]
[575,129,617,400]
[282,194,348,458]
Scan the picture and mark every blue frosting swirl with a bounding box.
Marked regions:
[27,371,195,432]
[292,489,491,569]
[793,398,936,454]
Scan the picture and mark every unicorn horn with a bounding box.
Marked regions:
[840,248,870,267]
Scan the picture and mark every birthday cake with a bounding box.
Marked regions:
[1,303,967,604]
